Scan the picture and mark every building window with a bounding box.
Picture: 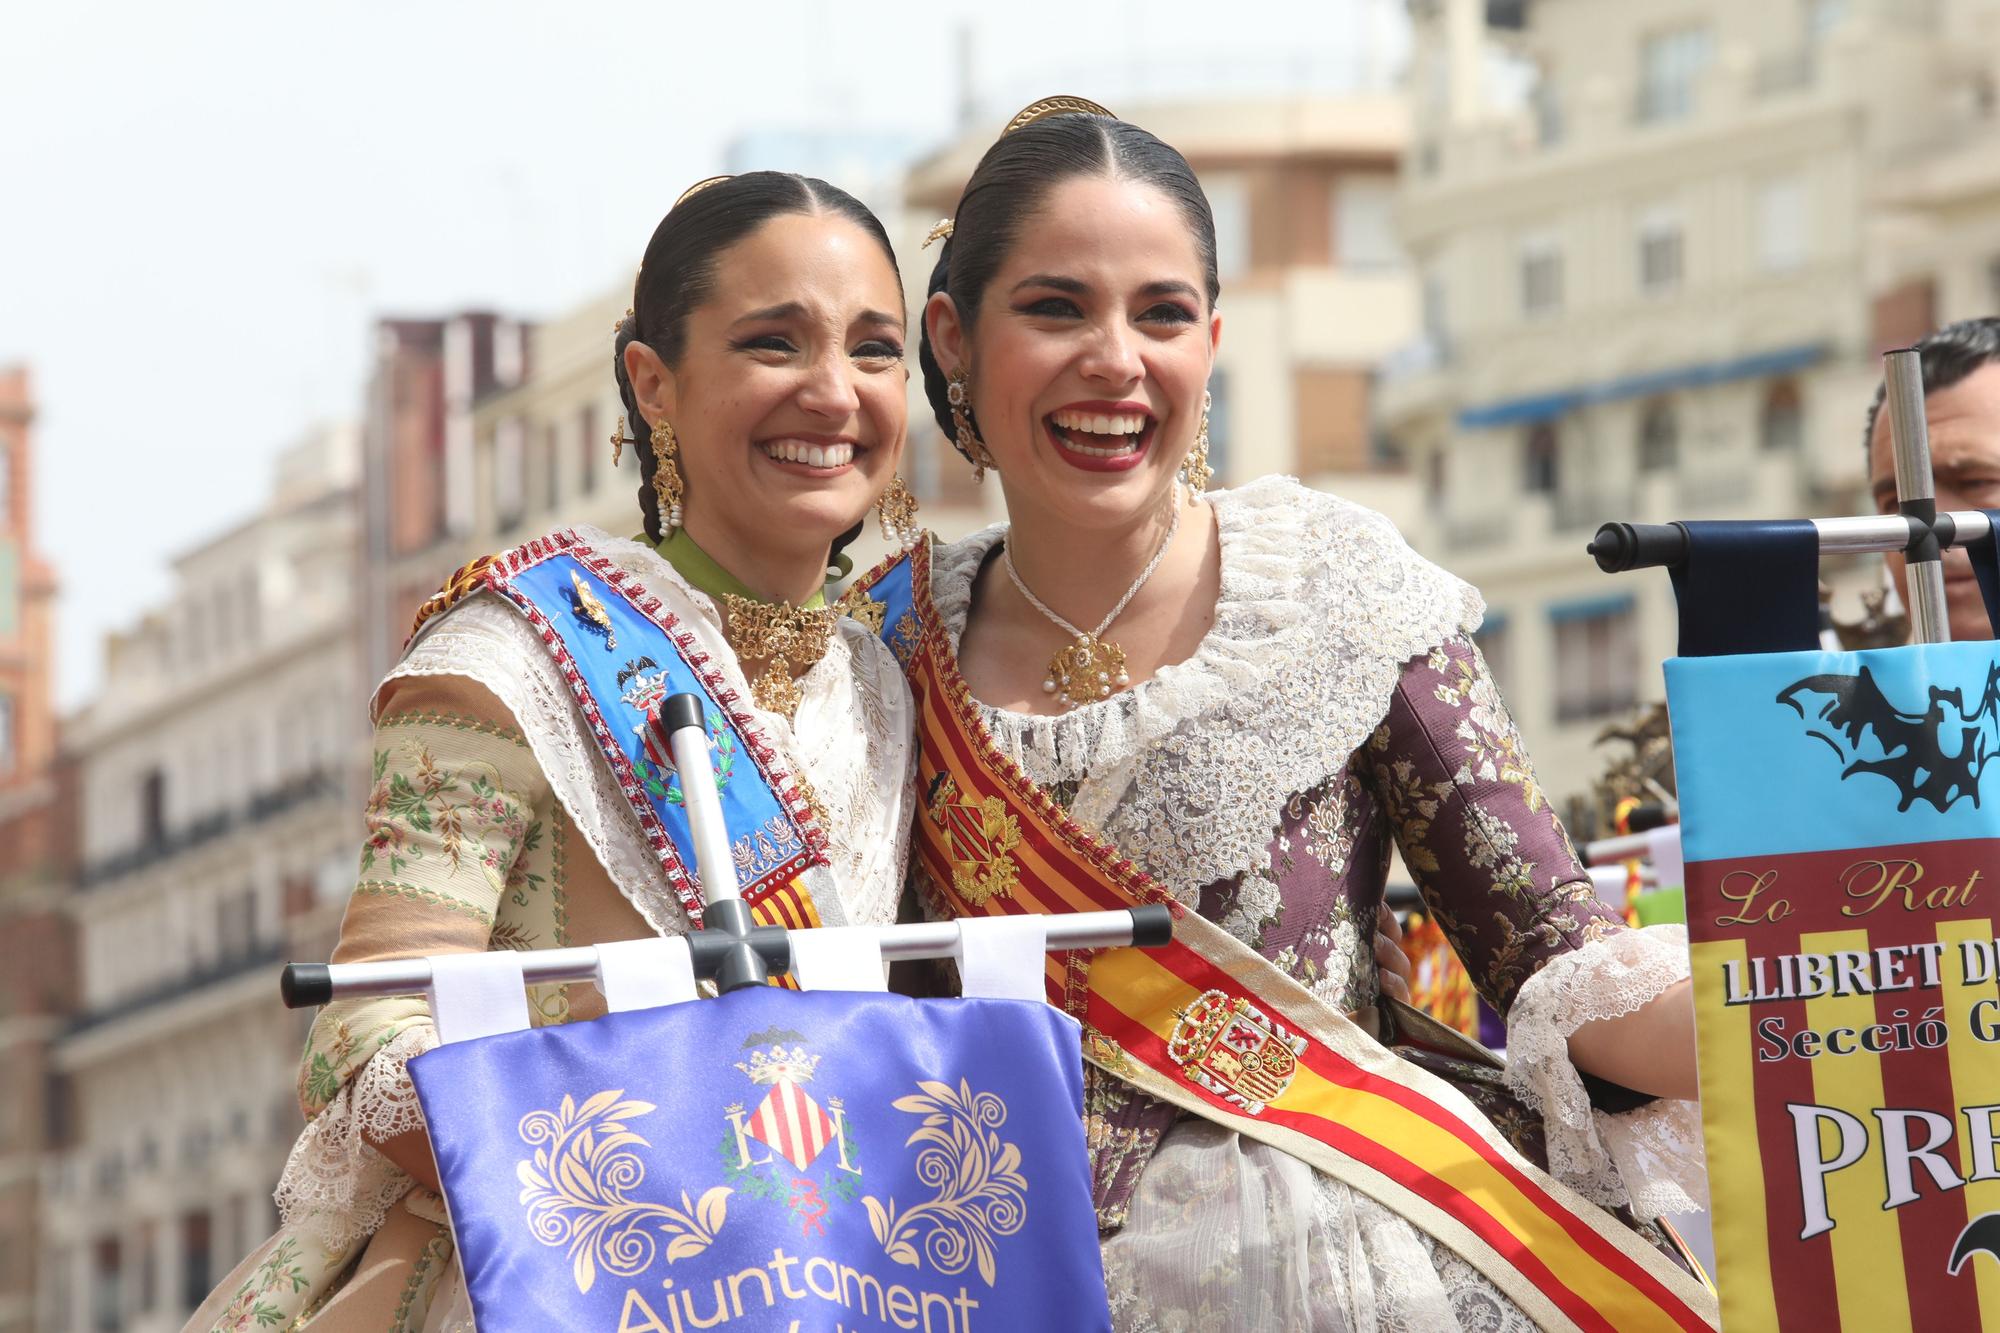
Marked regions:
[1205,369,1231,485]
[1637,25,1713,124]
[1761,380,1804,451]
[1638,401,1679,471]
[180,1210,212,1311]
[579,403,598,495]
[1473,612,1510,693]
[136,1221,157,1313]
[1334,176,1402,271]
[1532,78,1565,148]
[1204,173,1250,281]
[1524,423,1560,493]
[1426,447,1447,507]
[494,417,525,530]
[141,768,166,846]
[1520,236,1563,316]
[92,1236,122,1333]
[1638,210,1683,293]
[1757,176,1808,272]
[542,421,561,513]
[1552,597,1639,722]
[1422,273,1448,352]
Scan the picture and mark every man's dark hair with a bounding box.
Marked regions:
[1863,316,2000,460]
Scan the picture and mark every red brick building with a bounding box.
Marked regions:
[0,364,76,1333]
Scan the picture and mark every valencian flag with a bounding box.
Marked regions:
[408,985,1110,1332]
[1663,519,2000,1331]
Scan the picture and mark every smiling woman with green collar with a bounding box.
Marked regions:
[189,172,921,1332]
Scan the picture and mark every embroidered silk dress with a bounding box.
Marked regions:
[920,477,1707,1332]
[187,529,914,1332]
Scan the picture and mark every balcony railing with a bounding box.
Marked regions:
[80,771,335,889]
[67,943,285,1036]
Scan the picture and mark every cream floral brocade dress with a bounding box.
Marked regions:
[186,529,914,1333]
[926,478,1708,1333]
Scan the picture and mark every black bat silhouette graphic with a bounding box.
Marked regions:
[1950,1211,2000,1275]
[1775,662,2000,813]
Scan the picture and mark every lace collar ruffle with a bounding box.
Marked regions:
[929,477,1483,893]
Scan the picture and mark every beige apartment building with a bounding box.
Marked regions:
[1383,0,2000,809]
[39,426,364,1333]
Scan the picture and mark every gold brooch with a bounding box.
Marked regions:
[721,596,839,718]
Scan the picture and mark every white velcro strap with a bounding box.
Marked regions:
[788,927,888,993]
[426,951,532,1046]
[954,916,1049,1002]
[595,936,697,1013]
[1647,825,1686,893]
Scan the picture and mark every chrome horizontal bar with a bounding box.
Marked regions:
[283,907,1171,1007]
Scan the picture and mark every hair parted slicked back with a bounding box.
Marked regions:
[1863,316,2000,463]
[916,113,1221,449]
[611,171,901,543]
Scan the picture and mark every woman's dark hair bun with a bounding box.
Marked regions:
[613,172,901,543]
[917,113,1219,462]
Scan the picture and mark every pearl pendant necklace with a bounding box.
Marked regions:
[1002,500,1180,711]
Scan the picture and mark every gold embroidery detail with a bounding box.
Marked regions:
[517,1090,731,1294]
[408,553,499,643]
[862,1078,1029,1287]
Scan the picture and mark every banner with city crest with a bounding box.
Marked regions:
[1668,638,2000,1331]
[408,988,1110,1332]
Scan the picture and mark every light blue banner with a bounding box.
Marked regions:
[1666,640,2000,863]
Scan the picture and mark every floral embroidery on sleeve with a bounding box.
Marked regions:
[361,737,532,893]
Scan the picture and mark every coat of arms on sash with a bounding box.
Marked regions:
[618,657,736,805]
[1166,989,1308,1116]
[925,774,1023,906]
[721,1027,862,1237]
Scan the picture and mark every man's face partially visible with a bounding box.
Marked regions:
[1868,361,2000,642]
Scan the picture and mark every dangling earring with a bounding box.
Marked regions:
[611,415,627,467]
[1179,389,1215,503]
[947,367,996,482]
[650,417,684,532]
[876,475,920,549]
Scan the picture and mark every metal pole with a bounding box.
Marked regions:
[279,906,1175,1007]
[1885,347,1951,644]
[661,693,780,993]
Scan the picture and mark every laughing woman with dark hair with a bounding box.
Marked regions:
[188,173,921,1331]
[849,100,1718,1331]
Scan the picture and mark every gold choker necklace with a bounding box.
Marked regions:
[720,595,840,718]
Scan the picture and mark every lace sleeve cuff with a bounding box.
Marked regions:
[1503,926,1709,1216]
[275,1023,437,1251]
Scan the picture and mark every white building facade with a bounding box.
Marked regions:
[39,426,365,1333]
[1384,0,2000,809]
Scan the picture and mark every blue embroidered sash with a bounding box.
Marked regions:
[428,531,829,927]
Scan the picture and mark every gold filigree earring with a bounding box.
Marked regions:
[876,475,920,549]
[650,417,684,531]
[1179,389,1214,503]
[947,367,996,482]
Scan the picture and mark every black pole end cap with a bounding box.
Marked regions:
[662,692,705,736]
[281,963,332,1009]
[1128,904,1175,948]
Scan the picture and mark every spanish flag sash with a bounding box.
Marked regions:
[853,540,1719,1333]
[409,529,829,936]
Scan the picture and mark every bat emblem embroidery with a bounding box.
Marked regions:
[1776,663,2000,813]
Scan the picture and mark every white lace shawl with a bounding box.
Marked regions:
[276,526,915,1251]
[931,476,1704,1216]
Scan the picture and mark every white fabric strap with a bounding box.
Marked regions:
[426,952,532,1046]
[788,927,888,993]
[1646,825,1686,892]
[954,916,1049,1002]
[594,937,698,1013]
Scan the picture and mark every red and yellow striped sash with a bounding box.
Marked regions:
[898,541,1718,1332]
